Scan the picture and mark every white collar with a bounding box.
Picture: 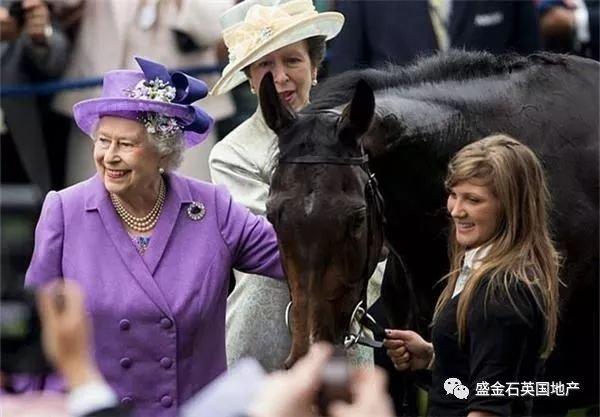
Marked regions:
[463,244,491,271]
[452,244,491,298]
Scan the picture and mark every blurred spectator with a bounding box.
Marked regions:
[328,0,541,75]
[37,282,128,417]
[247,344,395,417]
[2,281,129,417]
[52,0,234,185]
[4,281,394,417]
[1,0,71,192]
[538,0,599,60]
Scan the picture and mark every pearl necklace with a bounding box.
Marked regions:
[110,178,166,232]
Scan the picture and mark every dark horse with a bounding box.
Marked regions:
[260,51,598,415]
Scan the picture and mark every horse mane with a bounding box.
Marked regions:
[308,50,567,111]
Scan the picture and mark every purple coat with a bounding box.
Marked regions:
[25,173,283,417]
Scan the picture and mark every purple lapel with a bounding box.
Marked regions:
[143,173,193,275]
[84,175,174,316]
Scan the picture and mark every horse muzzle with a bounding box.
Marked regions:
[284,300,386,349]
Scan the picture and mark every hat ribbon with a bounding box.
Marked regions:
[223,0,318,64]
[134,57,212,135]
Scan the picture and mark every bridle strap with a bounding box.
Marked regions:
[278,138,387,349]
[279,155,369,166]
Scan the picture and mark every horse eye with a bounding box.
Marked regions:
[348,210,366,236]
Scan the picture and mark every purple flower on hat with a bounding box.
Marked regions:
[125,78,177,103]
[140,114,182,138]
[123,75,183,138]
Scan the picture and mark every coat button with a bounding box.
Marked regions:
[160,357,173,369]
[120,357,133,369]
[119,319,131,331]
[160,395,173,408]
[121,396,133,406]
[160,317,173,329]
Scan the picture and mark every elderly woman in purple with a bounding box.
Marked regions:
[25,57,283,417]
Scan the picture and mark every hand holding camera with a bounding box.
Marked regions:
[22,0,52,45]
[247,343,394,417]
[328,366,394,417]
[0,0,52,45]
[37,281,103,390]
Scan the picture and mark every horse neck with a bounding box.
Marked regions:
[362,99,463,303]
[365,94,469,162]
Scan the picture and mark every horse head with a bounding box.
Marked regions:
[260,73,385,367]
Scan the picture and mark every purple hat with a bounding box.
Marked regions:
[73,57,214,148]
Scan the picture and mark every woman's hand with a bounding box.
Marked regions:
[384,329,433,372]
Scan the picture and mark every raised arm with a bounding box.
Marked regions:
[214,185,283,279]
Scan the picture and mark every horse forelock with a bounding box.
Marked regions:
[277,111,360,162]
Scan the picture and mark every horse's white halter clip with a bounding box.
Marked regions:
[284,300,384,349]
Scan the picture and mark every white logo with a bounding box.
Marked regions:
[444,377,470,399]
[474,11,504,27]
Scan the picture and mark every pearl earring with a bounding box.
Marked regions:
[312,79,318,86]
[250,85,256,94]
[159,167,165,174]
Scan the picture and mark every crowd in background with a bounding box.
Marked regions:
[1,0,598,194]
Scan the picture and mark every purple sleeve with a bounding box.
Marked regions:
[214,185,284,279]
[25,191,65,288]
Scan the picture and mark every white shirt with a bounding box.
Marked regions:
[452,245,491,298]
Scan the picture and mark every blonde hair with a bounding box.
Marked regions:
[433,134,560,358]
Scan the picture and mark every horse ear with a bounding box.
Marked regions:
[259,72,295,134]
[339,79,375,145]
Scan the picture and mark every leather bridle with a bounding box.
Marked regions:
[279,110,387,349]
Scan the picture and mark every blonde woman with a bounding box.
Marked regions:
[385,135,560,417]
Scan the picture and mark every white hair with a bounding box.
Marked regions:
[90,117,185,171]
[147,130,185,171]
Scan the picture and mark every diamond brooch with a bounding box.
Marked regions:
[187,202,206,221]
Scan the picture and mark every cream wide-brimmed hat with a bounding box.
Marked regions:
[210,0,344,96]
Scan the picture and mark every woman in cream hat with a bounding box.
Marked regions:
[209,0,385,371]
